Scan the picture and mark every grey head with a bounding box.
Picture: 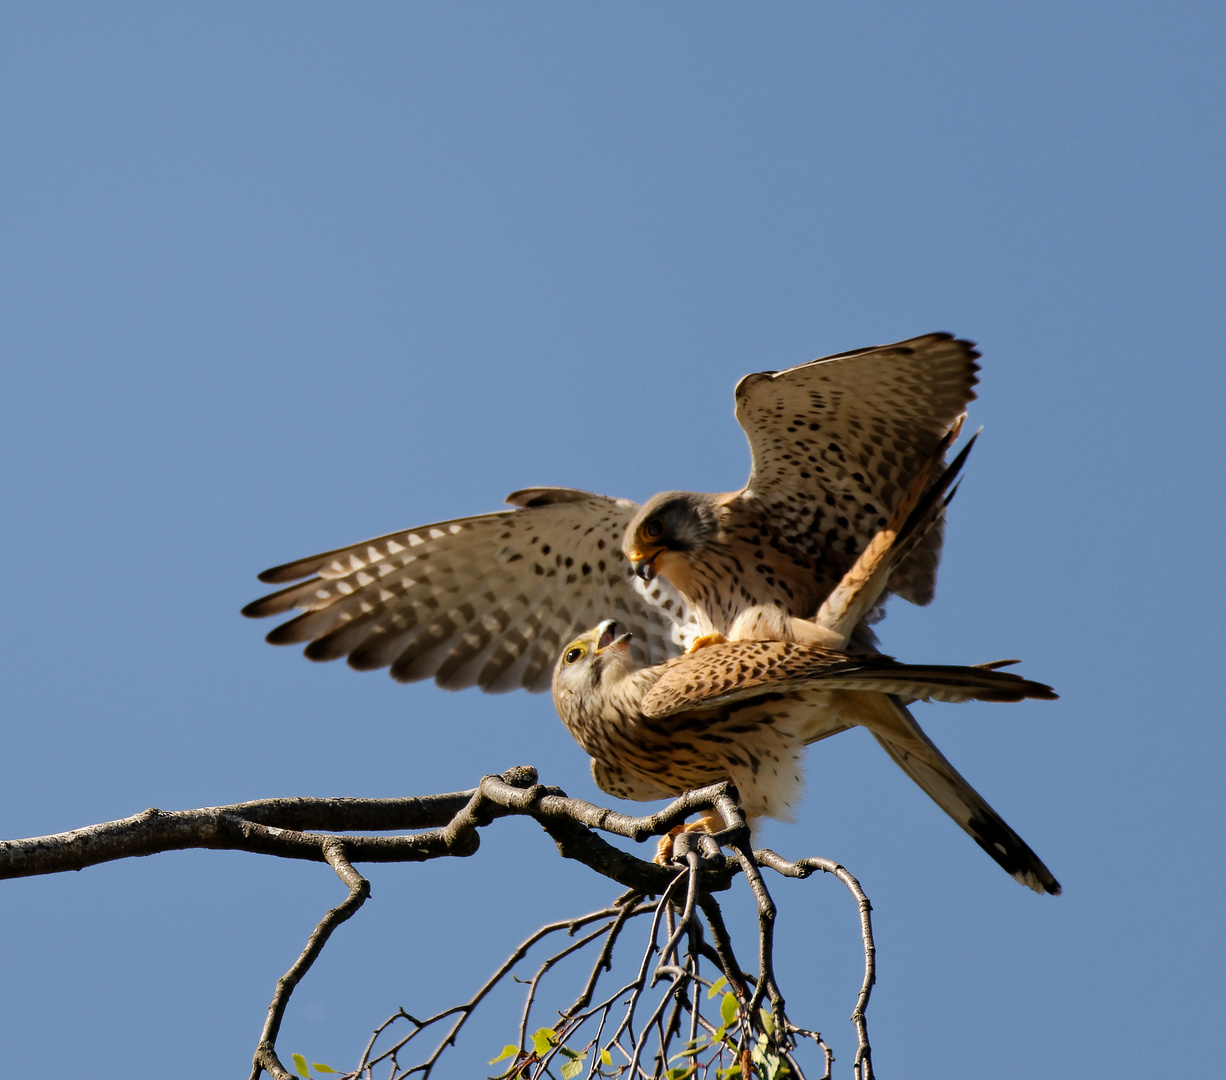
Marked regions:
[622,491,720,582]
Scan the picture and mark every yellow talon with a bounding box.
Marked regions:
[653,811,726,864]
[687,632,727,653]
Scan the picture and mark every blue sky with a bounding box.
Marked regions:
[1,4,1223,1077]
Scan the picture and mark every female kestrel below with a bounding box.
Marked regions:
[551,620,1060,895]
[243,333,978,692]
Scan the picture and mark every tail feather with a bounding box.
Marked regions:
[851,692,1061,895]
[803,662,1057,704]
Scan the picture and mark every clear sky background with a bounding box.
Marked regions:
[2,4,1223,1077]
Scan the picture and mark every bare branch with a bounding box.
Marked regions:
[2,769,879,1080]
[250,840,371,1080]
[757,850,877,1080]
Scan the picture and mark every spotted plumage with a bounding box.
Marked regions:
[244,333,976,691]
[624,333,978,642]
[552,621,1061,895]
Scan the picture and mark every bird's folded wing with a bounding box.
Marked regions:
[243,490,697,693]
[640,640,1056,718]
[733,332,979,607]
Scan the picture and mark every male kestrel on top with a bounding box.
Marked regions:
[551,620,1060,895]
[243,333,978,690]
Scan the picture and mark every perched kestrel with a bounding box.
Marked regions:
[243,333,978,690]
[551,621,1061,895]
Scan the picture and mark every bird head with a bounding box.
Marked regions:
[551,619,635,723]
[622,491,719,582]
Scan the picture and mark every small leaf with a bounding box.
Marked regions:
[531,1028,557,1056]
[669,1041,705,1060]
[760,1049,789,1080]
[601,1049,613,1066]
[312,1066,337,1075]
[707,975,728,999]
[717,1068,742,1080]
[290,1054,310,1078]
[559,1045,583,1060]
[561,1056,587,1079]
[489,1045,519,1065]
[760,1007,775,1036]
[753,1034,769,1062]
[720,991,739,1027]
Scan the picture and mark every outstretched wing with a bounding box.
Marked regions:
[641,640,1055,718]
[733,332,979,606]
[243,488,697,693]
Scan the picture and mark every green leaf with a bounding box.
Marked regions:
[559,1045,583,1060]
[669,1041,705,1060]
[489,1044,519,1065]
[531,1028,557,1056]
[601,1049,613,1066]
[290,1053,310,1078]
[311,1066,337,1075]
[759,1049,789,1080]
[707,975,728,999]
[760,1007,775,1036]
[720,992,739,1027]
[717,1068,742,1080]
[561,1056,587,1079]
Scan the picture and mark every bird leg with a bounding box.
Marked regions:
[654,808,726,864]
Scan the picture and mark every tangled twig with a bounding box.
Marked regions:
[0,768,876,1079]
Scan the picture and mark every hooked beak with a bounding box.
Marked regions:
[628,550,658,582]
[595,619,633,653]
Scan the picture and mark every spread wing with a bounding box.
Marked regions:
[243,488,698,693]
[733,332,979,606]
[640,640,1056,718]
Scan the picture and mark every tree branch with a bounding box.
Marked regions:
[250,840,371,1080]
[1,768,876,1079]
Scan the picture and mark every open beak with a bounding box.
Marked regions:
[595,619,633,653]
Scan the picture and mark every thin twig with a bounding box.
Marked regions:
[757,850,876,1080]
[516,922,617,1052]
[250,840,370,1080]
[713,794,783,1018]
[5,768,879,1080]
[566,893,648,1017]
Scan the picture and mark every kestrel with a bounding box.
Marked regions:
[551,620,1060,895]
[243,333,978,690]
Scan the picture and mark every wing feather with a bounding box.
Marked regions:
[244,492,697,693]
[733,332,979,606]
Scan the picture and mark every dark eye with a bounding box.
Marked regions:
[644,518,664,539]
[564,647,584,664]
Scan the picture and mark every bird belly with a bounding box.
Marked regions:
[581,698,810,824]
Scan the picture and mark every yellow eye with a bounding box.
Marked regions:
[644,518,664,539]
[564,646,585,664]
